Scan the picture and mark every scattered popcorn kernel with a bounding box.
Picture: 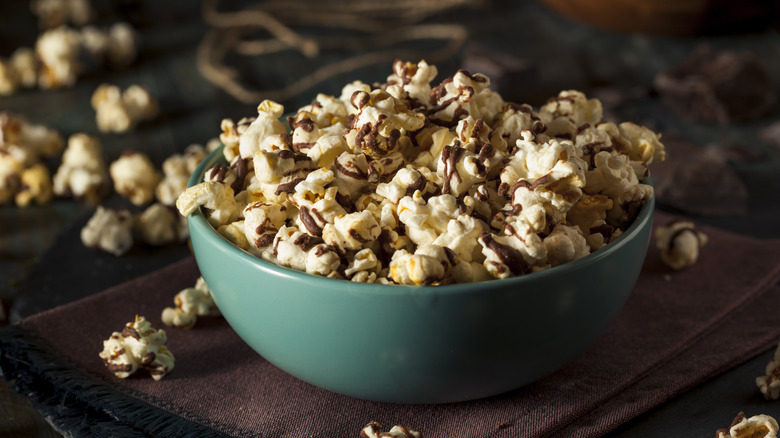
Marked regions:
[80,206,134,256]
[716,412,778,438]
[35,25,82,89]
[360,421,421,438]
[161,277,220,329]
[757,341,780,401]
[109,150,161,206]
[136,202,187,246]
[156,144,208,206]
[92,84,157,133]
[655,220,708,270]
[99,315,174,380]
[52,133,109,204]
[15,163,53,207]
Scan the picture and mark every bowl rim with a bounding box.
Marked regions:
[187,145,655,296]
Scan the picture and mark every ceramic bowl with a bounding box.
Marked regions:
[186,146,654,404]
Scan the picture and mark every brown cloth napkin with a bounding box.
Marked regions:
[2,211,780,438]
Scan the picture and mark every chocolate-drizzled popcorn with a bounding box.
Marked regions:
[716,412,778,438]
[360,421,422,438]
[178,60,663,284]
[756,340,780,401]
[99,315,174,380]
[655,220,708,270]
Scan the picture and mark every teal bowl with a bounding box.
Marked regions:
[186,146,654,404]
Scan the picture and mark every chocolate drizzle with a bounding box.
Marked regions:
[274,177,304,196]
[479,232,528,275]
[293,233,323,251]
[299,205,323,236]
[441,141,464,195]
[230,157,248,193]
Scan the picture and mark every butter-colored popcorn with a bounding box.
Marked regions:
[15,163,53,207]
[655,220,708,270]
[390,244,451,285]
[52,133,109,204]
[36,25,81,89]
[716,412,778,438]
[566,193,614,250]
[431,214,486,263]
[397,192,460,246]
[756,341,780,401]
[81,206,134,256]
[585,150,653,227]
[162,277,220,329]
[136,203,187,246]
[109,150,161,206]
[92,84,157,133]
[543,224,590,267]
[176,181,239,227]
[0,151,22,204]
[361,422,421,438]
[99,315,174,380]
[0,111,64,166]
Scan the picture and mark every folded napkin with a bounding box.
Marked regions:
[2,211,780,438]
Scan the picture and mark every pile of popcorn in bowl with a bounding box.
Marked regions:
[178,59,665,286]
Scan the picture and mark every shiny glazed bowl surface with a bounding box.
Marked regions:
[186,146,654,404]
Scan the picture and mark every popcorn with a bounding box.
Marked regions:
[176,181,239,227]
[92,84,158,133]
[156,144,209,206]
[35,25,82,89]
[162,277,220,329]
[136,202,187,246]
[716,412,778,438]
[53,133,109,204]
[109,150,162,206]
[360,421,421,438]
[756,341,780,401]
[177,60,663,284]
[99,315,174,380]
[80,206,134,256]
[0,49,39,95]
[15,163,53,207]
[655,220,708,270]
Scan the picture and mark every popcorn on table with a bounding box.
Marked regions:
[53,133,109,204]
[80,206,134,256]
[757,340,780,401]
[109,150,162,206]
[360,421,421,438]
[655,220,708,270]
[177,60,665,285]
[0,111,63,205]
[716,412,778,438]
[92,83,157,133]
[161,276,221,329]
[99,315,174,381]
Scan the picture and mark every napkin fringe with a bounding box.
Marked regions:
[0,325,232,438]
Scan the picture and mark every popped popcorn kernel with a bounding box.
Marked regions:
[756,341,780,401]
[360,421,421,438]
[92,83,157,133]
[80,206,134,256]
[162,277,220,329]
[655,220,708,270]
[110,150,162,206]
[99,315,174,380]
[716,412,778,438]
[52,133,109,204]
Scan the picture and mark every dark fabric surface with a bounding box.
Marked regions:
[2,211,780,438]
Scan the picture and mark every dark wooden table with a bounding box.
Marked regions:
[2,0,780,436]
